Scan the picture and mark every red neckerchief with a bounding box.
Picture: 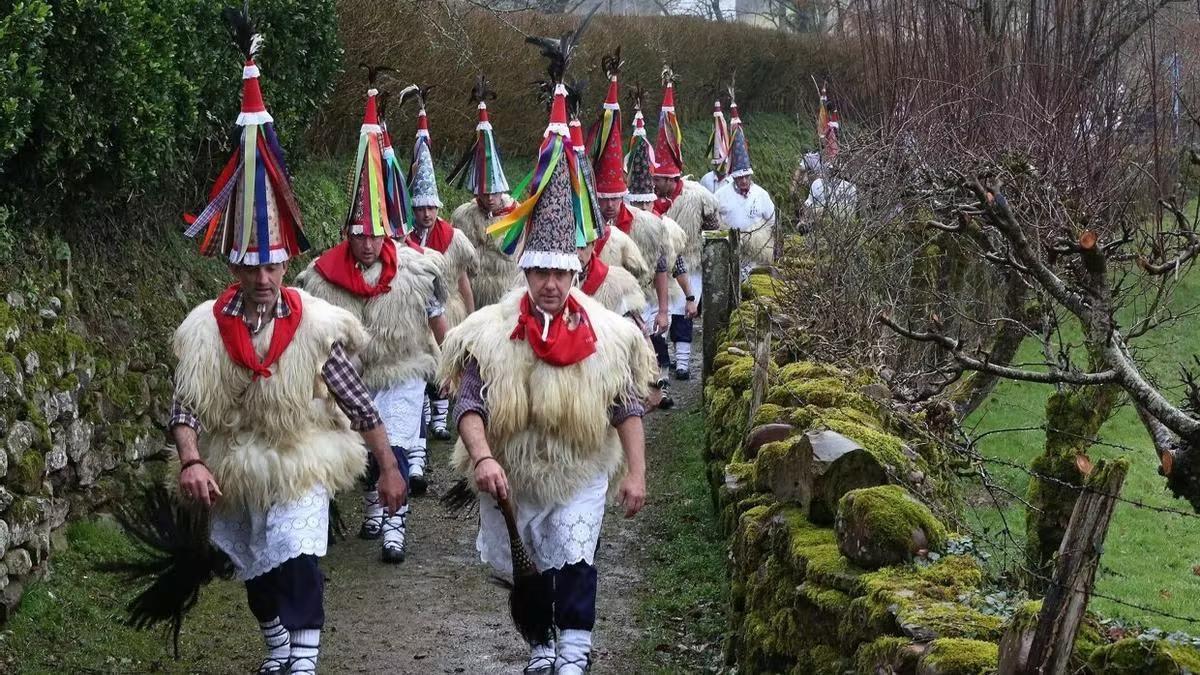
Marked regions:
[510,294,597,367]
[410,217,454,253]
[492,201,517,218]
[652,179,683,216]
[214,284,303,380]
[594,229,611,258]
[581,256,610,296]
[615,203,635,234]
[314,237,398,298]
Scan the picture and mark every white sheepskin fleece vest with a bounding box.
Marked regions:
[452,198,519,308]
[662,212,691,305]
[439,288,655,505]
[665,179,719,273]
[297,245,445,389]
[589,263,648,318]
[172,290,369,513]
[420,227,479,328]
[599,226,652,286]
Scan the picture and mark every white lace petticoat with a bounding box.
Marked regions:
[210,484,329,581]
[477,472,608,578]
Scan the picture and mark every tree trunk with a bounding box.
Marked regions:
[1024,383,1120,591]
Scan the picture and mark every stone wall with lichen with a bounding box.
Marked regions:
[0,228,236,622]
[704,270,1200,674]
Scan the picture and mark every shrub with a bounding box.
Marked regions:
[0,0,341,227]
[0,1,51,163]
[316,6,858,161]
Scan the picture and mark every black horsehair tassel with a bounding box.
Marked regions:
[98,484,233,659]
[440,479,554,645]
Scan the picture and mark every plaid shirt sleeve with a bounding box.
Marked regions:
[609,383,647,426]
[672,255,688,277]
[453,357,489,427]
[655,254,669,274]
[322,342,383,431]
[168,399,201,433]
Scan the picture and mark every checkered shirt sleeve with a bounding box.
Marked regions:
[322,342,382,431]
[655,254,669,274]
[453,357,489,427]
[672,255,687,277]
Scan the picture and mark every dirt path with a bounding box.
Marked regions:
[321,374,700,674]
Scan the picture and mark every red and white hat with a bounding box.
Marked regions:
[592,66,627,198]
[652,75,683,178]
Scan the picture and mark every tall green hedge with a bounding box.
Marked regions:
[0,0,341,226]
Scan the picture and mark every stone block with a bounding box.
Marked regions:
[54,391,76,421]
[50,527,68,553]
[65,419,93,461]
[0,580,23,622]
[0,520,8,558]
[23,350,39,376]
[44,435,67,473]
[6,420,34,458]
[4,548,31,576]
[836,485,948,569]
[0,488,13,512]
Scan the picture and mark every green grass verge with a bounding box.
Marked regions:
[0,519,254,673]
[635,409,727,673]
[966,268,1200,632]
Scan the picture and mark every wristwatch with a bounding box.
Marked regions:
[686,295,696,302]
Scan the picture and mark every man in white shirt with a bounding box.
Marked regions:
[715,121,776,278]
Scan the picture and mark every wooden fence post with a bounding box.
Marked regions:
[702,230,735,387]
[747,304,771,425]
[998,458,1129,675]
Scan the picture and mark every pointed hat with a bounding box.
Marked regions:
[409,89,442,209]
[449,77,511,196]
[625,91,656,204]
[378,91,414,237]
[592,49,627,198]
[651,67,683,178]
[184,9,308,265]
[344,86,398,237]
[707,100,731,168]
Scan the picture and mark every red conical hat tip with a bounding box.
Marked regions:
[661,83,676,111]
[361,89,379,126]
[546,84,569,135]
[713,101,723,113]
[417,109,430,131]
[477,101,490,124]
[604,78,620,107]
[236,58,273,126]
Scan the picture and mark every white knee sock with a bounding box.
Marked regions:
[432,398,449,430]
[555,629,592,674]
[362,490,382,534]
[675,342,692,371]
[383,505,408,551]
[288,628,320,674]
[259,617,290,662]
[422,395,432,426]
[527,641,556,671]
[406,444,427,477]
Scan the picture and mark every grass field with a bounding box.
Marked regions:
[966,268,1200,633]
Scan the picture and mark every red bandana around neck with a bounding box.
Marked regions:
[581,256,610,296]
[594,229,612,258]
[214,284,303,380]
[614,203,635,234]
[510,293,597,367]
[652,179,684,216]
[410,217,454,253]
[314,237,398,298]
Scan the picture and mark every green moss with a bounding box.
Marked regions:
[12,449,46,493]
[778,361,845,382]
[837,485,949,562]
[854,637,919,674]
[775,505,864,593]
[919,638,998,674]
[0,352,20,380]
[9,496,43,524]
[840,556,999,645]
[800,644,845,675]
[1088,638,1200,674]
[711,354,756,390]
[799,582,852,617]
[752,402,789,426]
[741,273,780,300]
[768,376,877,415]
